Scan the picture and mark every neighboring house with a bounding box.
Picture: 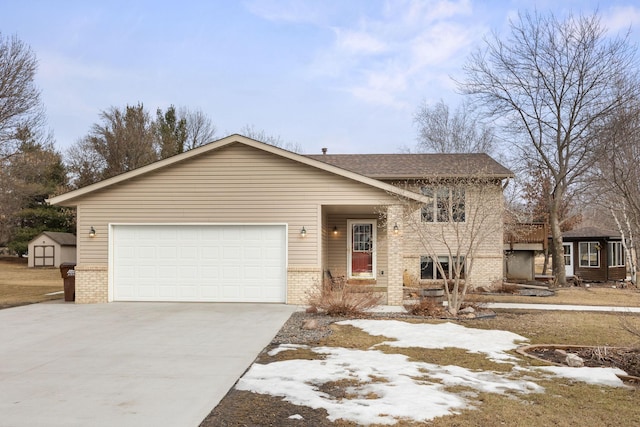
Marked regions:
[48,134,512,305]
[561,227,626,282]
[27,231,77,268]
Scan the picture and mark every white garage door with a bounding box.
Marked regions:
[112,224,287,302]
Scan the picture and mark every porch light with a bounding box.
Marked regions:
[301,226,307,237]
[89,226,96,238]
[393,223,399,234]
[333,226,338,235]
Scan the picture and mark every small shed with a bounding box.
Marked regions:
[28,231,77,268]
[561,227,626,282]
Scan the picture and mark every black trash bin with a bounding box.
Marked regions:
[59,262,76,302]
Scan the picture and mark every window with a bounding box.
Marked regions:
[420,255,465,279]
[421,187,465,222]
[608,242,625,267]
[563,244,572,266]
[579,242,600,267]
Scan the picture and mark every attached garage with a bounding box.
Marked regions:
[111,224,287,302]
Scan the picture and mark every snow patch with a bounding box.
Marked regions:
[237,346,541,425]
[538,366,628,387]
[338,319,528,362]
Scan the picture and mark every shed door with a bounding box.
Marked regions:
[112,224,287,302]
[34,245,55,267]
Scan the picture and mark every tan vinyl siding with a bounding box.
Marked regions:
[75,143,397,265]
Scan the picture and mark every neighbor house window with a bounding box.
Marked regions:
[608,242,625,267]
[421,187,465,222]
[579,242,600,267]
[420,255,465,279]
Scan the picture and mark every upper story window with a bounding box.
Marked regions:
[608,241,625,267]
[421,187,465,222]
[579,242,600,268]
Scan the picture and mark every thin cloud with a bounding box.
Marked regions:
[308,1,479,109]
[602,5,640,35]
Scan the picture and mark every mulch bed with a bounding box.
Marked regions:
[520,344,640,379]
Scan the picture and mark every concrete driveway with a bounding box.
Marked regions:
[0,301,297,427]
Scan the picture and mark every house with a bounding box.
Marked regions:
[561,227,626,282]
[48,134,513,305]
[27,231,77,268]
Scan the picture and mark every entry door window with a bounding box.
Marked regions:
[563,243,574,277]
[348,220,376,279]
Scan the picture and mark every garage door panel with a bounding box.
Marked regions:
[113,224,286,302]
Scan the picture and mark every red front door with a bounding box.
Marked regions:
[348,220,376,278]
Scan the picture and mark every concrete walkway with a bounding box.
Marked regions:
[484,302,640,312]
[0,301,297,427]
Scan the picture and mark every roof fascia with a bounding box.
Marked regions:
[48,134,427,206]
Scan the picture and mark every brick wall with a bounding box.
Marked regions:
[386,205,404,305]
[75,265,108,303]
[287,266,322,304]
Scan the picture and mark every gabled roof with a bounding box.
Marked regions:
[563,227,621,240]
[305,153,513,180]
[48,134,430,206]
[30,231,77,246]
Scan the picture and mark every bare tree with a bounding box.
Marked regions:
[392,175,505,316]
[85,103,157,180]
[459,11,639,286]
[592,102,640,284]
[413,100,495,154]
[180,107,217,150]
[241,124,302,153]
[0,33,44,161]
[65,136,106,189]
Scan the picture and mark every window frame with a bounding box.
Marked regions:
[608,241,625,267]
[420,186,465,223]
[578,241,600,268]
[420,255,466,280]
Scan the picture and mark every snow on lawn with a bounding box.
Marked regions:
[237,346,541,425]
[537,366,628,387]
[339,319,527,362]
[236,320,629,426]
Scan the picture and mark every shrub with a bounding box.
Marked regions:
[306,276,381,317]
[404,297,445,317]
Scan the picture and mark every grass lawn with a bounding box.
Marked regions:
[467,285,640,307]
[207,310,640,426]
[0,256,64,307]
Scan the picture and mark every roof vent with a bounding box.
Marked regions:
[322,148,327,155]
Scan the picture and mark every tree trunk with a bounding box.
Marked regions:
[549,200,567,286]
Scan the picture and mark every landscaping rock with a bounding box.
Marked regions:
[566,353,584,367]
[303,319,319,330]
[459,306,476,314]
[554,349,568,356]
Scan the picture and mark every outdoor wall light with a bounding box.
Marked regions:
[89,226,96,238]
[333,226,338,235]
[301,226,307,237]
[393,223,399,234]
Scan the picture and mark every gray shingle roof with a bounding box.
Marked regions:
[562,227,621,239]
[42,231,77,246]
[305,153,513,180]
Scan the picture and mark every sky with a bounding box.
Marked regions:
[2,0,640,155]
[237,319,627,425]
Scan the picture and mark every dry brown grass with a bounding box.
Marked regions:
[314,311,640,426]
[0,257,63,306]
[468,285,640,307]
